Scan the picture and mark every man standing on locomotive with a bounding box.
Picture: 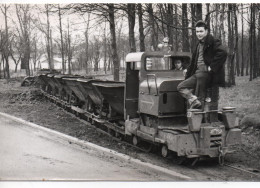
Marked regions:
[177,20,227,109]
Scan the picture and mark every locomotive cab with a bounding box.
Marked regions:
[139,53,190,117]
[125,52,191,119]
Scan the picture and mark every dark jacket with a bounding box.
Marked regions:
[186,34,227,87]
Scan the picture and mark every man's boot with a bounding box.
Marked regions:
[189,97,202,109]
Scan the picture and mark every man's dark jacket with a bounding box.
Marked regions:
[186,34,227,87]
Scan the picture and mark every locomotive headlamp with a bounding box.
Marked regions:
[210,128,222,135]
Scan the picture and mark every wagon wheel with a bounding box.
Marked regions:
[108,128,115,137]
[132,135,139,146]
[161,144,169,158]
[142,142,153,153]
[115,132,123,141]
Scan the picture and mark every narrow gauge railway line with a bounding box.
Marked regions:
[30,51,245,180]
[224,164,260,178]
[42,89,260,181]
[45,90,160,154]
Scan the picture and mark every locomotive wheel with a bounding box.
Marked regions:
[115,132,123,141]
[108,128,115,137]
[132,135,139,146]
[161,145,169,158]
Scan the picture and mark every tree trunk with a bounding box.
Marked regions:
[158,4,166,37]
[227,4,235,86]
[241,4,244,76]
[249,3,256,81]
[127,4,136,52]
[182,3,190,52]
[67,21,72,75]
[174,4,178,52]
[252,4,257,79]
[137,4,145,52]
[2,55,6,78]
[58,4,65,74]
[3,4,10,78]
[84,13,90,74]
[166,4,174,47]
[147,4,157,51]
[256,4,260,76]
[103,21,107,74]
[0,61,1,78]
[219,4,226,46]
[214,4,219,37]
[205,4,211,33]
[196,3,202,20]
[234,4,239,77]
[108,4,120,81]
[191,4,197,52]
[46,5,54,70]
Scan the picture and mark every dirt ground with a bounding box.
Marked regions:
[0,77,260,181]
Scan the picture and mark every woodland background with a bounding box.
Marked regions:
[0,3,259,86]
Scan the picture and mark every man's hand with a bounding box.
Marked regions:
[183,69,187,76]
[208,66,211,71]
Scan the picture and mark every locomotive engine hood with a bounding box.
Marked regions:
[139,75,183,95]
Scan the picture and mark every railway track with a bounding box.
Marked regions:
[224,163,260,178]
[36,89,260,181]
[60,104,157,154]
[50,97,260,180]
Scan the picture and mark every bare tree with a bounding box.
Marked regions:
[240,4,244,76]
[196,3,203,20]
[127,3,136,52]
[45,4,54,70]
[234,4,240,76]
[0,30,4,78]
[84,13,91,74]
[249,4,257,80]
[9,34,22,73]
[0,4,11,78]
[31,34,44,73]
[65,19,72,74]
[182,3,190,52]
[92,36,102,72]
[147,4,158,51]
[15,4,33,76]
[68,3,120,81]
[219,4,226,46]
[174,4,179,52]
[190,4,196,52]
[256,3,260,76]
[137,4,145,52]
[103,21,108,73]
[227,4,235,86]
[108,4,120,81]
[58,4,65,74]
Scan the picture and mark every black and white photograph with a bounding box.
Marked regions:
[0,0,260,185]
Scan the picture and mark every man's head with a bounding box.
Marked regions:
[174,59,182,70]
[195,20,208,41]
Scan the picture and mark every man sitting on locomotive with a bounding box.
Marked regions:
[177,20,227,109]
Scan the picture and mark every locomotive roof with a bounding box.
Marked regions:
[125,51,191,62]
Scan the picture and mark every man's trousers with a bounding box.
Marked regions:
[177,69,209,102]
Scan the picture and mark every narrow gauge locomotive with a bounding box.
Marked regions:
[36,51,241,164]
